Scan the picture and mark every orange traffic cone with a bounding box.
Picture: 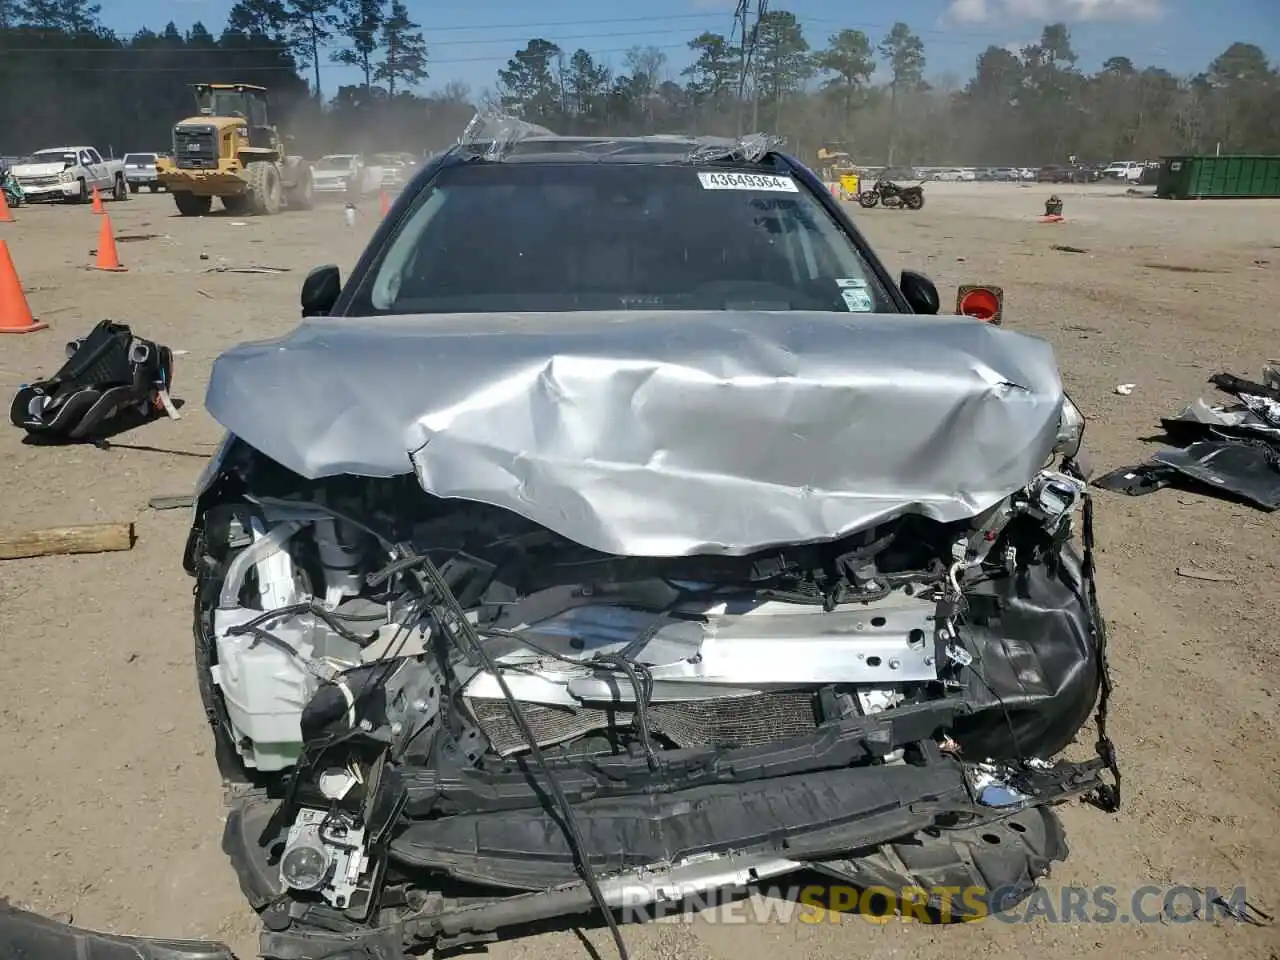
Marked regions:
[0,189,14,223]
[90,215,127,272]
[380,191,390,216]
[91,186,104,214]
[0,241,47,333]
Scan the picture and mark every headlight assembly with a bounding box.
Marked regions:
[1054,394,1085,460]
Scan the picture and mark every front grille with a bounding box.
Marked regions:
[173,125,218,169]
[18,175,58,186]
[470,690,818,756]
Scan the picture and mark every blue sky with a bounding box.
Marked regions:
[102,0,1279,97]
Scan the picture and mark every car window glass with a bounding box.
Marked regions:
[359,162,891,315]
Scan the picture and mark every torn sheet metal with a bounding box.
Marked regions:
[686,132,783,164]
[455,110,783,166]
[205,310,1065,557]
[457,109,557,159]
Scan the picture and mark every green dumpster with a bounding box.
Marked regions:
[1156,154,1280,199]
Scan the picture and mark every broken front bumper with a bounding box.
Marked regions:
[217,750,1109,958]
[16,182,81,200]
[2,756,1107,960]
[0,900,234,960]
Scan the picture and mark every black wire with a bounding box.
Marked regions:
[590,653,660,769]
[480,624,663,767]
[402,552,631,960]
[236,623,307,660]
[224,601,380,645]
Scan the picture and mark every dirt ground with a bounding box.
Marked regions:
[0,182,1277,960]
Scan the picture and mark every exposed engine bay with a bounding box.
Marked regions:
[186,435,1119,959]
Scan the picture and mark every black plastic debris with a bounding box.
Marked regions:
[1150,440,1280,511]
[1095,366,1280,511]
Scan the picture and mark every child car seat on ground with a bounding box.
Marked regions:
[10,319,175,440]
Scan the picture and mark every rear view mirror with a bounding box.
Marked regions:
[301,264,341,317]
[899,270,940,314]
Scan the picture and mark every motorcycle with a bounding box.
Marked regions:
[0,164,24,208]
[857,177,924,210]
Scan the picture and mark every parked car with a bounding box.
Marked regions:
[1101,160,1143,181]
[992,166,1020,182]
[311,153,384,199]
[123,151,163,193]
[1036,164,1090,184]
[931,167,975,182]
[9,145,127,202]
[371,151,418,189]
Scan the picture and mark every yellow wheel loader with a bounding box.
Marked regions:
[156,83,313,216]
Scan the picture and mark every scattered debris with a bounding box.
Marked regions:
[1095,367,1280,511]
[197,289,213,298]
[148,493,195,511]
[1142,263,1222,274]
[203,264,291,274]
[113,234,165,243]
[0,521,135,561]
[1052,244,1088,254]
[1115,383,1135,395]
[1175,565,1237,583]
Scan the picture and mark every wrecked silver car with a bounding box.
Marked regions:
[1,124,1119,960]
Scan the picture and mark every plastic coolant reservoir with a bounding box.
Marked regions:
[211,607,315,771]
[210,518,311,772]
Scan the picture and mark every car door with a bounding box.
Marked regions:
[81,148,107,188]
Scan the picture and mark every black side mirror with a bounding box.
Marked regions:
[900,270,940,314]
[301,264,341,317]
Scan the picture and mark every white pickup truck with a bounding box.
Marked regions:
[10,145,128,203]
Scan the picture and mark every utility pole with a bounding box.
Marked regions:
[732,0,749,135]
[732,0,768,134]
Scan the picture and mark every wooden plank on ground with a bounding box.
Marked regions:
[0,522,136,560]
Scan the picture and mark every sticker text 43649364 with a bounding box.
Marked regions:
[697,171,799,192]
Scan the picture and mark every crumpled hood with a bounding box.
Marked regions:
[204,310,1065,556]
[11,162,65,178]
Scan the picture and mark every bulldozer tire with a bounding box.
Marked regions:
[221,193,253,216]
[285,167,313,211]
[173,192,213,217]
[245,161,283,215]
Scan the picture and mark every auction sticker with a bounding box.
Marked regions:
[840,287,874,312]
[697,171,799,192]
